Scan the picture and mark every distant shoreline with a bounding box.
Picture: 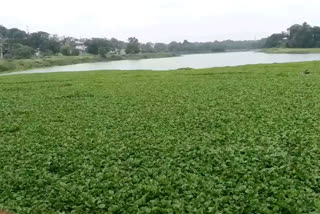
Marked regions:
[2,48,320,74]
[0,53,177,74]
[260,48,320,54]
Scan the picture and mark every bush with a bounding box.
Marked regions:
[71,49,80,56]
[211,47,226,52]
[0,61,16,72]
[98,47,107,58]
[9,45,35,59]
[60,45,72,56]
[61,45,80,56]
[108,55,123,60]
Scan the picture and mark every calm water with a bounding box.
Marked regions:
[4,51,320,75]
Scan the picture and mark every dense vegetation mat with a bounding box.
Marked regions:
[1,62,320,213]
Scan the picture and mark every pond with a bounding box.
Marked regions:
[6,51,320,75]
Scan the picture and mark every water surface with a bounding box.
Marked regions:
[4,51,320,75]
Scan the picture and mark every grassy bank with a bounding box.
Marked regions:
[121,52,177,60]
[0,55,101,73]
[0,53,176,73]
[1,61,320,213]
[262,48,320,54]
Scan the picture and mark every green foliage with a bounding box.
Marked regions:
[27,32,61,54]
[60,45,80,56]
[47,36,61,54]
[0,61,15,72]
[71,48,80,56]
[154,43,168,52]
[168,40,264,53]
[0,24,267,60]
[264,33,287,48]
[85,38,112,55]
[125,37,140,54]
[28,31,50,50]
[98,47,107,58]
[6,44,35,59]
[264,22,320,49]
[60,45,73,56]
[211,47,226,52]
[1,61,320,213]
[140,42,155,53]
[287,22,314,48]
[6,28,28,45]
[110,38,126,50]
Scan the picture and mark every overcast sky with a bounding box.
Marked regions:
[1,0,320,43]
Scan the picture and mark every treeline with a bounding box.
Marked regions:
[3,22,319,60]
[0,26,128,59]
[0,25,267,60]
[265,22,320,48]
[154,39,265,54]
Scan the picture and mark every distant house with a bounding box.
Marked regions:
[75,41,86,55]
[281,38,289,48]
[109,48,126,55]
[35,48,41,57]
[119,49,126,55]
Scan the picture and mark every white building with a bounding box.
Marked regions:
[75,41,86,55]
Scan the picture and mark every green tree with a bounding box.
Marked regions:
[71,48,80,56]
[27,31,50,50]
[47,35,61,54]
[312,27,320,47]
[98,47,107,58]
[154,43,168,52]
[140,42,154,53]
[85,38,112,55]
[0,26,8,39]
[110,38,126,50]
[287,22,313,48]
[125,37,140,54]
[264,33,288,48]
[168,41,181,52]
[7,28,28,45]
[182,40,194,52]
[60,45,73,56]
[8,44,34,59]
